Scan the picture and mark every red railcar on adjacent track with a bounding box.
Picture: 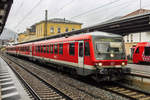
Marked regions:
[6,31,130,81]
[133,42,150,63]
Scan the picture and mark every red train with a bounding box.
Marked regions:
[133,42,150,63]
[6,31,130,81]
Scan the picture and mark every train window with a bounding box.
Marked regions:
[144,47,150,56]
[27,46,29,52]
[79,43,83,57]
[50,45,53,53]
[47,45,49,53]
[36,46,38,52]
[41,45,43,52]
[69,43,75,56]
[135,47,139,54]
[43,45,46,53]
[59,44,63,54]
[54,44,58,54]
[85,42,90,56]
[38,46,40,52]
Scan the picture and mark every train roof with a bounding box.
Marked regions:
[13,31,122,46]
[136,42,150,46]
[80,31,122,37]
[33,31,122,45]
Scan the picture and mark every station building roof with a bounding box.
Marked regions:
[0,0,13,34]
[35,18,83,25]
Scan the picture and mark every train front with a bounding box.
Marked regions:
[92,34,130,81]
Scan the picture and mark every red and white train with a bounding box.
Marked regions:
[6,31,130,81]
[133,42,150,63]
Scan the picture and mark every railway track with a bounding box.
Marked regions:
[102,83,150,100]
[2,55,71,100]
[2,54,106,100]
[3,54,150,100]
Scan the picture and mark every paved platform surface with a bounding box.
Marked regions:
[127,64,150,76]
[0,57,31,100]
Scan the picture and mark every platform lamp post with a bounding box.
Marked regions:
[44,10,48,39]
[139,0,142,42]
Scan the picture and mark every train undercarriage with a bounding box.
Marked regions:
[92,67,131,82]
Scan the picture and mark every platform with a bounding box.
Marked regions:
[0,57,31,100]
[127,64,150,77]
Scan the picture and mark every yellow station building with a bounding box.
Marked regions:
[35,18,82,38]
[18,18,82,42]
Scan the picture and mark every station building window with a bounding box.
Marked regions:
[59,44,63,54]
[69,43,75,56]
[65,28,69,32]
[50,27,54,33]
[57,27,61,33]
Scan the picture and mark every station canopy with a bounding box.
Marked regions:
[0,0,13,34]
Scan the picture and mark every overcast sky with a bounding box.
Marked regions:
[5,0,150,33]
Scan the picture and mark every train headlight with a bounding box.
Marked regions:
[99,63,103,66]
[121,62,125,66]
[110,53,114,57]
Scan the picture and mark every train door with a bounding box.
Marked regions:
[78,41,84,69]
[133,47,140,63]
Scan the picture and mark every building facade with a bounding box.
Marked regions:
[35,18,82,38]
[17,18,82,42]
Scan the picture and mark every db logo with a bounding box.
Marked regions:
[110,62,115,65]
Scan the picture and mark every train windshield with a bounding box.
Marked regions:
[93,37,126,60]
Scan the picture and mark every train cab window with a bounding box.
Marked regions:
[43,45,46,53]
[47,45,49,53]
[50,45,53,53]
[59,44,63,54]
[85,42,90,56]
[54,44,58,54]
[69,43,75,56]
[135,47,139,54]
[144,47,150,56]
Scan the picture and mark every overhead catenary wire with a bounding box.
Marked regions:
[93,0,135,23]
[51,0,75,17]
[69,0,122,19]
[14,0,43,30]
